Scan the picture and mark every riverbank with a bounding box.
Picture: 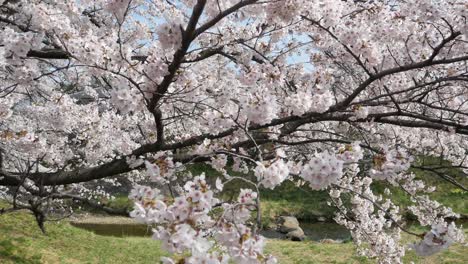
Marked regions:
[102,162,467,228]
[1,157,467,263]
[1,208,467,264]
[0,209,167,264]
[69,214,352,241]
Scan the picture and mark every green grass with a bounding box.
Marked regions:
[266,226,468,264]
[266,239,372,264]
[0,207,167,264]
[1,156,466,263]
[1,207,466,263]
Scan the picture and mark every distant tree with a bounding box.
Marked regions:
[1,0,467,262]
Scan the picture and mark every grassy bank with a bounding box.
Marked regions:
[2,156,465,263]
[266,229,468,264]
[107,160,467,227]
[1,208,467,263]
[105,164,338,227]
[0,208,166,264]
[194,158,468,224]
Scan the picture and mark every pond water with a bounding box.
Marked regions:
[70,221,351,241]
[70,222,153,237]
[262,222,351,241]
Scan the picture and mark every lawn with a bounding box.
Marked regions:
[0,208,166,264]
[1,156,466,263]
[266,231,468,264]
[1,208,466,263]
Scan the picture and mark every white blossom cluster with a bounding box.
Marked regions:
[128,185,162,203]
[284,91,313,116]
[333,176,406,263]
[350,106,369,121]
[254,159,290,189]
[223,188,257,224]
[1,27,42,64]
[143,152,179,184]
[408,195,460,227]
[129,175,276,263]
[232,156,250,174]
[142,57,170,96]
[109,88,143,114]
[284,87,334,116]
[105,0,131,22]
[264,0,300,23]
[157,22,183,50]
[211,154,228,175]
[245,94,279,125]
[337,141,364,163]
[309,88,334,113]
[301,152,344,190]
[410,221,465,256]
[395,172,430,195]
[370,149,413,180]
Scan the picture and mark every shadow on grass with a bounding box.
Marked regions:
[0,238,42,264]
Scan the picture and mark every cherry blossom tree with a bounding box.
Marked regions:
[1,0,467,263]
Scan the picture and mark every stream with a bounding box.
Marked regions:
[70,221,351,241]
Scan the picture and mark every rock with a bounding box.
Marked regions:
[276,216,306,241]
[286,227,305,241]
[277,216,300,233]
[319,238,343,244]
[317,216,326,222]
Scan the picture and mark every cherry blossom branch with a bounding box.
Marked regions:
[329,33,464,111]
[411,166,467,191]
[301,16,372,76]
[3,108,468,187]
[222,176,262,234]
[193,0,258,38]
[149,0,207,109]
[333,184,424,238]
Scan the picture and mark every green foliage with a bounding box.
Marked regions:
[261,181,335,221]
[371,156,468,216]
[105,195,133,212]
[184,163,337,226]
[107,160,467,226]
[185,157,467,226]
